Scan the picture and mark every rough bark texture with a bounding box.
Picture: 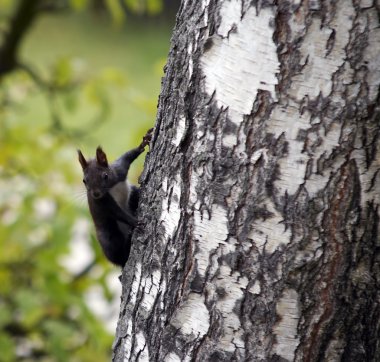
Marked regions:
[113,1,380,361]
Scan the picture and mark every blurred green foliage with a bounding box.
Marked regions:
[0,0,174,360]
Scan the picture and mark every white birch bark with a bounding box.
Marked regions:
[113,1,380,361]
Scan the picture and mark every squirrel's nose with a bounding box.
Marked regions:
[92,190,101,199]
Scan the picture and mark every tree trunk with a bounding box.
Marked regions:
[113,1,380,361]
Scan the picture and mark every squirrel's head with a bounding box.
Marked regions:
[78,147,117,199]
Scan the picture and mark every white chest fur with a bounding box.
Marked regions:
[109,181,130,213]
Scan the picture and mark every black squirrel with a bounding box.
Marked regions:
[77,129,152,267]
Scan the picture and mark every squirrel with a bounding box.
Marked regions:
[77,129,152,267]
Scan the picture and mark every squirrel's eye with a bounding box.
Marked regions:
[83,178,86,184]
[103,172,108,180]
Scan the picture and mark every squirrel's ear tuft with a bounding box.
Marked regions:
[78,149,88,170]
[96,146,108,167]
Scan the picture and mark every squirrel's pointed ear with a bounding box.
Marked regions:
[78,150,88,170]
[96,146,108,167]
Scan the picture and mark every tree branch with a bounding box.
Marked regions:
[0,0,42,76]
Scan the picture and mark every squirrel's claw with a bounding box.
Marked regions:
[140,128,153,149]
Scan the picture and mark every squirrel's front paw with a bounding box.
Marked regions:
[140,128,153,149]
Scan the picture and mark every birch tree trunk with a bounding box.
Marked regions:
[113,1,380,361]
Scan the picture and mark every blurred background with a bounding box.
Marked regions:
[0,0,178,360]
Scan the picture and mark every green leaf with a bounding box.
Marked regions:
[105,0,125,26]
[14,289,45,328]
[69,0,89,11]
[147,0,162,15]
[53,58,73,87]
[123,0,140,13]
[100,68,127,87]
[0,0,12,10]
[0,269,12,295]
[0,303,12,328]
[63,91,79,113]
[0,333,15,361]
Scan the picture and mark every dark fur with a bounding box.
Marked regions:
[88,192,137,266]
[78,130,151,266]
